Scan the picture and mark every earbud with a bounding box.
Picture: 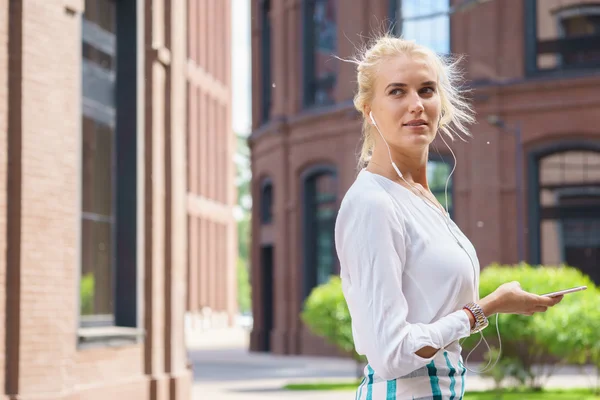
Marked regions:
[369,111,402,178]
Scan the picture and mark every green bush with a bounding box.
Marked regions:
[301,276,365,364]
[461,263,599,390]
[301,265,600,391]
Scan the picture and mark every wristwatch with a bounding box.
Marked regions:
[463,302,489,334]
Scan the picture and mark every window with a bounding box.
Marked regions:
[303,0,337,107]
[81,0,117,326]
[80,0,139,333]
[390,0,450,54]
[260,180,273,224]
[525,1,600,74]
[260,0,272,122]
[302,168,337,300]
[532,148,600,284]
[427,155,454,218]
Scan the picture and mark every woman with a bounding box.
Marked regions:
[334,34,563,399]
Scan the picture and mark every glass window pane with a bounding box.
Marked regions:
[80,219,113,316]
[261,183,273,224]
[536,1,600,70]
[312,0,337,105]
[541,219,563,265]
[540,150,600,188]
[81,0,116,324]
[82,117,113,217]
[84,0,116,34]
[305,171,338,294]
[400,0,450,54]
[539,150,600,284]
[427,159,453,215]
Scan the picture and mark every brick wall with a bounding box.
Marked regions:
[185,0,237,333]
[17,2,81,393]
[0,0,8,396]
[0,0,196,398]
[249,0,600,357]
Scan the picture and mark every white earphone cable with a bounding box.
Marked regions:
[369,111,502,374]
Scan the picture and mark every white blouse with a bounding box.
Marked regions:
[335,169,480,382]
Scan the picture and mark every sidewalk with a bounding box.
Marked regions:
[188,327,599,399]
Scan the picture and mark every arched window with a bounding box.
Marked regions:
[260,179,273,224]
[302,167,338,299]
[303,0,337,107]
[530,146,600,284]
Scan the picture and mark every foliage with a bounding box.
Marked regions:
[461,263,600,391]
[80,272,95,315]
[237,257,252,314]
[301,276,364,365]
[235,132,252,314]
[301,264,600,392]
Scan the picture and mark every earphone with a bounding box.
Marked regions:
[369,112,405,180]
[369,111,502,374]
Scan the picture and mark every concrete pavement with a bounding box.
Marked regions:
[188,327,599,399]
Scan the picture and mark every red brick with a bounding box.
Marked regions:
[0,0,233,397]
[250,0,600,356]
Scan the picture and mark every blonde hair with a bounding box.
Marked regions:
[343,33,475,168]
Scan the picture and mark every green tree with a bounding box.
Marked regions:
[235,133,252,314]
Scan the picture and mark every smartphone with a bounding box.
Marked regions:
[541,285,587,298]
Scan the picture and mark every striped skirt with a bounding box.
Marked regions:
[355,351,467,400]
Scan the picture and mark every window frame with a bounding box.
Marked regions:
[524,0,600,76]
[527,141,600,266]
[300,165,338,303]
[78,0,142,347]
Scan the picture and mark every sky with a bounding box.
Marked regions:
[231,0,252,137]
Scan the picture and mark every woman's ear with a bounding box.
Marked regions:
[364,106,372,123]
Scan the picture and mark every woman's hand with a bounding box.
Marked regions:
[478,281,564,317]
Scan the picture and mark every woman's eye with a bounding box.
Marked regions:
[420,87,435,94]
[390,89,404,95]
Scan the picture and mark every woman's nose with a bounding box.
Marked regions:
[409,92,424,113]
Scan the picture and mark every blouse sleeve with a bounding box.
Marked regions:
[335,192,472,381]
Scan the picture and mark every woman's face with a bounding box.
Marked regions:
[368,54,442,152]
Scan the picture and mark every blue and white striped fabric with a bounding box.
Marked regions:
[354,351,467,400]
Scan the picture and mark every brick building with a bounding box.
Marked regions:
[249,0,600,356]
[0,0,235,399]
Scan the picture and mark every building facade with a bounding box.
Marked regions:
[0,0,235,399]
[249,0,600,356]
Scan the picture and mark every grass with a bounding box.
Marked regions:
[466,388,600,399]
[283,382,600,399]
[284,380,362,391]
